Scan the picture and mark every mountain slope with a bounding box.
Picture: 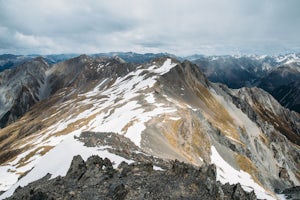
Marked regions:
[0,54,35,72]
[193,55,276,88]
[192,54,300,114]
[258,63,300,92]
[0,56,299,200]
[271,81,300,113]
[0,57,49,128]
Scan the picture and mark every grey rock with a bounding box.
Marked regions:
[6,155,258,200]
[232,183,246,200]
[65,155,86,180]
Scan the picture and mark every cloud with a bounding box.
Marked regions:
[0,0,299,55]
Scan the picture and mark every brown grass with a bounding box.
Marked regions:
[160,111,211,164]
[259,133,269,146]
[295,171,300,182]
[16,146,54,168]
[121,119,139,133]
[253,101,300,146]
[193,83,240,142]
[235,154,262,186]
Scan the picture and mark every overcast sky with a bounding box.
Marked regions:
[0,0,300,56]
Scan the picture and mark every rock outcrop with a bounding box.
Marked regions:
[7,155,257,200]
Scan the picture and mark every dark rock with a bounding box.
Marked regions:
[282,186,300,200]
[232,183,247,200]
[279,167,290,180]
[248,191,257,200]
[66,155,87,180]
[29,188,50,200]
[108,183,127,200]
[7,155,259,200]
[206,164,217,180]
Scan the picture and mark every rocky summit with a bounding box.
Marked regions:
[0,54,299,200]
[7,154,257,200]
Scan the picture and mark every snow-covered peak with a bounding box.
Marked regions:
[147,58,177,75]
[274,53,300,64]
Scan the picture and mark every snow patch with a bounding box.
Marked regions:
[210,146,275,200]
[153,166,164,171]
[276,194,287,200]
[145,93,155,104]
[0,166,18,192]
[169,116,181,121]
[148,58,177,75]
[0,132,133,199]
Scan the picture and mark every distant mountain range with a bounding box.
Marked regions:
[0,52,177,73]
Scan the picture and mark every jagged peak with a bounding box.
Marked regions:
[164,58,210,87]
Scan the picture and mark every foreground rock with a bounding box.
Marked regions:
[280,186,300,200]
[7,155,257,200]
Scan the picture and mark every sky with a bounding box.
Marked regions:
[0,0,300,56]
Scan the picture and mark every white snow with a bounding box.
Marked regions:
[275,53,300,64]
[153,166,164,171]
[88,100,176,147]
[0,166,18,192]
[148,58,177,75]
[275,55,289,63]
[210,146,275,200]
[0,58,179,196]
[83,58,178,147]
[169,116,181,121]
[0,131,133,199]
[276,194,287,200]
[84,78,108,98]
[198,157,203,162]
[145,93,155,104]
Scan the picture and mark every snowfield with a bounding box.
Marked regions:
[211,146,275,200]
[1,132,134,199]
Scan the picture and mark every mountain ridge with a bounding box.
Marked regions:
[0,55,299,200]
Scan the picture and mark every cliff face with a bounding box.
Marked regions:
[0,57,49,128]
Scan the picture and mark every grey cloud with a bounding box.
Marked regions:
[0,0,299,55]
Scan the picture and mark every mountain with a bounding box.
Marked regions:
[92,52,177,64]
[0,56,299,200]
[0,57,49,128]
[43,54,79,64]
[0,54,35,72]
[271,81,300,113]
[258,62,300,92]
[192,55,279,89]
[192,53,300,113]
